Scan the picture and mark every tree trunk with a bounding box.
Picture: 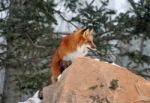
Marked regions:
[2,65,21,103]
[2,0,25,102]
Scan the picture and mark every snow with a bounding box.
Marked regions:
[58,74,62,81]
[111,62,121,67]
[18,91,41,103]
[94,58,100,61]
[108,0,130,14]
[143,40,150,56]
[130,36,143,52]
[0,10,8,19]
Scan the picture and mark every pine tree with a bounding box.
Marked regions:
[1,0,57,102]
[115,0,150,78]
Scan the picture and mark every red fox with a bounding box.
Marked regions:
[51,28,96,83]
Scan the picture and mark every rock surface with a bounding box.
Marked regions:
[42,57,150,103]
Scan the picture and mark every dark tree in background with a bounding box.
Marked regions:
[115,0,150,77]
[0,0,57,102]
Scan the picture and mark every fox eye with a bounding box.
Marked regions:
[84,41,91,44]
[88,41,91,44]
[85,41,89,43]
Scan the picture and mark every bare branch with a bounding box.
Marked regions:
[54,10,79,29]
[0,2,9,12]
[128,0,142,18]
[25,32,46,49]
[89,0,95,6]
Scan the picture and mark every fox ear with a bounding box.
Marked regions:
[78,28,87,33]
[83,29,90,39]
[90,29,94,35]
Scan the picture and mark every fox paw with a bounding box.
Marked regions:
[58,74,62,81]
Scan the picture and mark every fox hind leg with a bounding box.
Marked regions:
[51,62,61,83]
[51,60,72,83]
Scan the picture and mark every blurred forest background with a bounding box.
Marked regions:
[0,0,150,103]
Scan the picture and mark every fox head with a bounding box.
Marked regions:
[77,28,96,50]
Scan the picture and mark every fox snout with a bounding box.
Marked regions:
[88,41,96,51]
[91,42,96,49]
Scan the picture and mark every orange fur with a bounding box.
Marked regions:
[51,28,96,83]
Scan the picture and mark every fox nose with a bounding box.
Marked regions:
[91,42,96,49]
[91,42,97,51]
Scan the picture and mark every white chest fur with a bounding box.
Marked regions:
[63,44,90,61]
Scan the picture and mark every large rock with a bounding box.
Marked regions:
[42,57,150,103]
